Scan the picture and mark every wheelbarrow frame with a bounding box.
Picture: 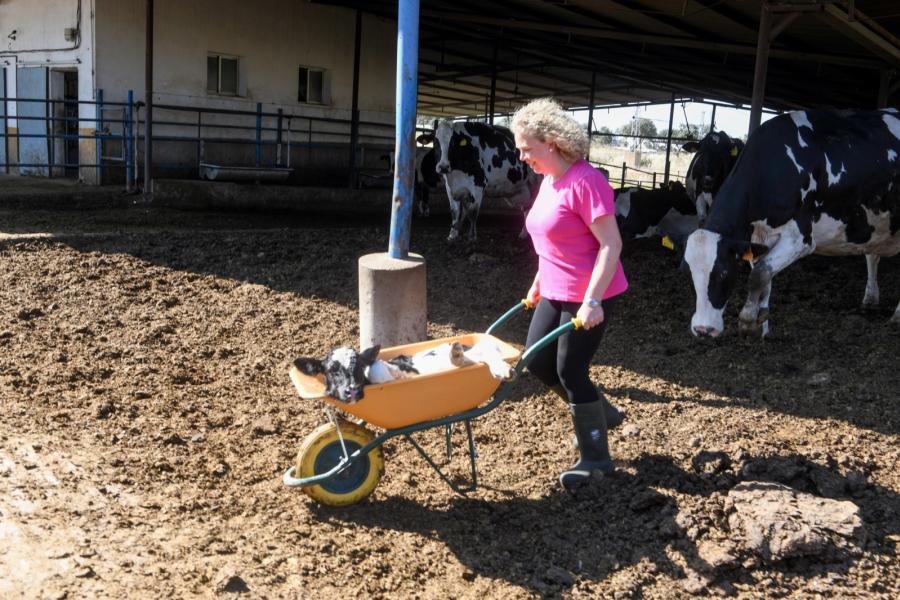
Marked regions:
[283,301,581,495]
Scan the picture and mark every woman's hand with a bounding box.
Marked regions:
[576,301,605,330]
[526,280,540,306]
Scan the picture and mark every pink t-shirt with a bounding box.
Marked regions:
[525,159,628,302]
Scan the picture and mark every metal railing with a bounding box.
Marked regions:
[0,91,396,191]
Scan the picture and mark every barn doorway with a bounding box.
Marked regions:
[49,68,78,178]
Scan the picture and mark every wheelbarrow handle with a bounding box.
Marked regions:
[485,299,532,336]
[515,318,581,374]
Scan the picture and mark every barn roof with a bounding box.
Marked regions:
[312,0,900,116]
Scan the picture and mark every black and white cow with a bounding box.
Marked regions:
[418,120,541,244]
[381,147,441,217]
[615,180,698,244]
[683,131,744,223]
[684,109,900,338]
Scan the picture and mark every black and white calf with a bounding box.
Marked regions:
[683,131,744,223]
[418,120,541,244]
[615,180,698,244]
[684,109,900,338]
[294,340,513,403]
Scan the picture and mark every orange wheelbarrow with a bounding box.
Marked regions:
[282,301,583,506]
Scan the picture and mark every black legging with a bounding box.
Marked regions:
[525,296,617,405]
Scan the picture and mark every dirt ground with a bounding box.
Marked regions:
[0,204,898,599]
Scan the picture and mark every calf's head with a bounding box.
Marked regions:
[293,345,381,403]
[684,229,767,338]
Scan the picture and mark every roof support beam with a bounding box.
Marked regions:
[420,9,882,69]
[821,3,900,65]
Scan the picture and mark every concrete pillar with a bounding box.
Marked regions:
[358,252,426,349]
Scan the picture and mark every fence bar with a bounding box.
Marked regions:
[255,102,262,168]
[126,90,134,192]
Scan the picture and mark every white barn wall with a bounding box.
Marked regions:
[0,0,98,179]
[94,0,398,183]
[96,0,396,116]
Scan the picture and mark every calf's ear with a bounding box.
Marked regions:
[293,357,324,375]
[682,141,700,153]
[416,132,434,145]
[359,345,381,366]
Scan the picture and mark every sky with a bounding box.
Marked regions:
[572,100,777,139]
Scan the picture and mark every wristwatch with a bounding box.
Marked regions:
[585,298,601,308]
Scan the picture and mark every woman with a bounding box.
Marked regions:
[511,98,628,489]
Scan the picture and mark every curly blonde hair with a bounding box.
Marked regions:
[511,98,588,162]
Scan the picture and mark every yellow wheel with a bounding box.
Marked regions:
[296,420,384,506]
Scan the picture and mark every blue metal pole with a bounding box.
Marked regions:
[388,0,419,259]
[96,88,103,184]
[125,90,133,192]
[255,102,262,168]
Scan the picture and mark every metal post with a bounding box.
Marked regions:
[126,90,133,192]
[620,162,626,187]
[96,88,103,184]
[388,0,420,259]
[586,71,596,161]
[276,108,283,167]
[255,102,262,168]
[144,0,154,199]
[196,109,202,173]
[664,92,675,184]
[709,104,717,132]
[348,9,362,188]
[748,0,772,137]
[133,103,140,185]
[488,41,498,125]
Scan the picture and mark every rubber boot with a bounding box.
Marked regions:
[560,400,614,489]
[550,384,624,430]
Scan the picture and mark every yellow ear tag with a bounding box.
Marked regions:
[742,248,754,262]
[459,139,468,146]
[661,236,675,250]
[730,147,738,157]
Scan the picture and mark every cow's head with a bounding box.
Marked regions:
[682,132,743,222]
[432,119,479,176]
[293,345,381,403]
[684,229,768,338]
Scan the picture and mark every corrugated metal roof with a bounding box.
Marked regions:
[313,0,900,116]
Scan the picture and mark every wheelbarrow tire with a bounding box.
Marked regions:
[296,420,384,507]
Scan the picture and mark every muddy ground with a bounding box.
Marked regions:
[0,205,897,599]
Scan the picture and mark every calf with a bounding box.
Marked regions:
[294,340,512,403]
[684,109,900,338]
[418,120,541,244]
[683,131,744,223]
[615,180,698,244]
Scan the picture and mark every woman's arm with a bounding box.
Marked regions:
[577,214,623,329]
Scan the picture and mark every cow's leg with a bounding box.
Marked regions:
[862,254,880,309]
[446,179,462,242]
[467,189,483,245]
[738,223,812,337]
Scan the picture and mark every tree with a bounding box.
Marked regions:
[594,126,614,146]
[616,118,658,150]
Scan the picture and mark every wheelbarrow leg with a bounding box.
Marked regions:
[404,418,479,495]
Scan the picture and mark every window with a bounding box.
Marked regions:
[207,54,239,96]
[299,66,325,104]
